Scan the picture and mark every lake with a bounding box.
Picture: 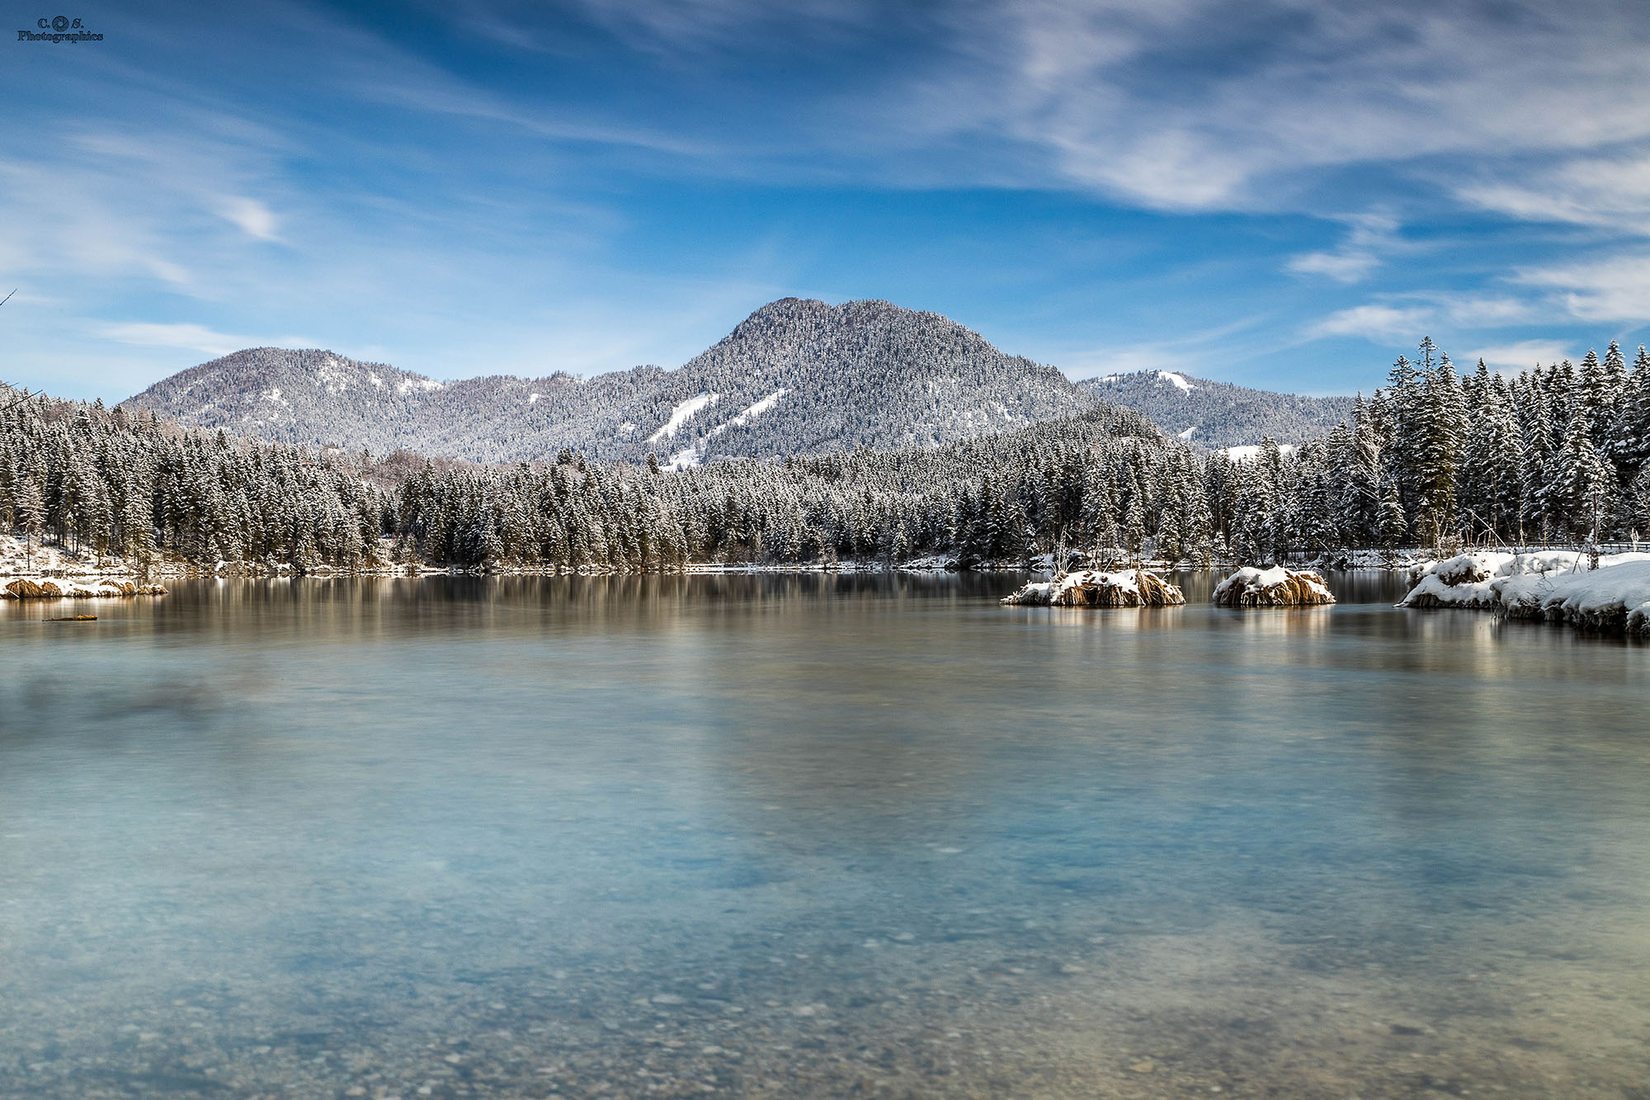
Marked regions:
[2,573,1647,1098]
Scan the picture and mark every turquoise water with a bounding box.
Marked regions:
[1,574,1647,1097]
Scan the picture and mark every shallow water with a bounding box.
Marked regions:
[1,573,1647,1098]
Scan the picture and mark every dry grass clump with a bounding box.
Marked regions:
[1002,568,1186,608]
[1213,566,1336,608]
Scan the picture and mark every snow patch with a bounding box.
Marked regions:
[648,393,718,442]
[397,377,444,395]
[665,447,700,471]
[528,393,541,404]
[708,389,786,438]
[315,356,354,395]
[1220,443,1298,461]
[1158,371,1196,393]
[1177,426,1197,441]
[736,388,785,423]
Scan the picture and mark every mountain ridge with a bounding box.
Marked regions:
[1076,369,1357,449]
[122,298,1357,462]
[122,298,1096,464]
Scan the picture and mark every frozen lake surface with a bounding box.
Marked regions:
[2,573,1647,1097]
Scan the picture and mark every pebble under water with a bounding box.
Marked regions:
[1,572,1647,1098]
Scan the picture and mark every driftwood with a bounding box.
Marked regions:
[1213,566,1336,607]
[1001,568,1186,608]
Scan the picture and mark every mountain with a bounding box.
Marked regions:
[122,299,1097,465]
[1077,370,1357,448]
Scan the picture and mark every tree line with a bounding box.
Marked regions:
[3,339,1648,575]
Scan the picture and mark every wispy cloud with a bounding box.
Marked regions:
[358,79,716,157]
[1309,304,1434,343]
[1513,252,1650,323]
[1457,152,1650,235]
[1287,214,1403,284]
[1468,341,1576,372]
[6,0,1649,400]
[1305,290,1546,345]
[100,322,314,358]
[1288,250,1382,284]
[896,1,1650,213]
[566,0,876,54]
[216,197,280,242]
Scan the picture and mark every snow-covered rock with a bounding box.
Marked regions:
[1001,568,1185,608]
[1213,566,1335,607]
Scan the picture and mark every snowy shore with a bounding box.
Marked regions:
[2,578,167,600]
[1399,551,1650,638]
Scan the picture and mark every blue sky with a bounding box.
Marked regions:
[5,0,1650,401]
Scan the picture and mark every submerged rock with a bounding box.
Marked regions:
[1001,568,1185,608]
[1213,566,1335,608]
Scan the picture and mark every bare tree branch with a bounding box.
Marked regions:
[0,289,37,412]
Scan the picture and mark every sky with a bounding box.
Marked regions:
[4,0,1650,401]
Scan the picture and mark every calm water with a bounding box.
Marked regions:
[1,573,1647,1098]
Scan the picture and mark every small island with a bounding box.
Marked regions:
[1213,566,1336,607]
[1000,568,1186,607]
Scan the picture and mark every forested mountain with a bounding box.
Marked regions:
[1078,370,1357,448]
[10,338,1650,578]
[122,299,1096,465]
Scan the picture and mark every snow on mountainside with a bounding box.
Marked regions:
[123,299,1098,464]
[123,300,1365,465]
[1078,370,1356,448]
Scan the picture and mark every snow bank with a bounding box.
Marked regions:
[1401,552,1564,609]
[2,578,167,600]
[897,555,958,572]
[1001,569,1185,608]
[1399,552,1650,636]
[1399,572,1504,610]
[1497,562,1650,637]
[1409,552,1512,586]
[1213,566,1335,607]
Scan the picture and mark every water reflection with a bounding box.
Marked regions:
[0,572,1647,1097]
